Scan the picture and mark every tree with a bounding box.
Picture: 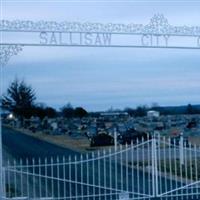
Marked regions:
[32,105,57,119]
[134,105,147,117]
[2,79,36,118]
[186,104,193,114]
[124,107,135,116]
[44,107,57,118]
[61,103,74,118]
[60,103,88,118]
[74,107,88,118]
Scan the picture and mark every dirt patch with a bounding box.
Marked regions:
[188,136,200,146]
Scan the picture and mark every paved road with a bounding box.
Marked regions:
[2,127,197,200]
[2,127,79,161]
[2,127,80,198]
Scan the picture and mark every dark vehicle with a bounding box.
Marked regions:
[90,133,114,147]
[118,128,149,145]
[187,119,197,129]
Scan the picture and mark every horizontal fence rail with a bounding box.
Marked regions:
[2,136,200,200]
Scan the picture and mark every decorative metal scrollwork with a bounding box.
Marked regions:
[0,45,23,66]
[0,14,200,65]
[1,14,200,36]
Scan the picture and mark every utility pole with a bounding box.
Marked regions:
[0,63,3,199]
[0,12,4,195]
[0,112,3,199]
[0,0,3,196]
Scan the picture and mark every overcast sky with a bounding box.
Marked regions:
[1,1,200,111]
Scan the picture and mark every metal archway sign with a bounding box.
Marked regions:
[1,14,200,65]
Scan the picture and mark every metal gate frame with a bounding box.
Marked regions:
[2,136,200,199]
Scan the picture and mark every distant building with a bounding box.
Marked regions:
[100,112,129,117]
[147,110,160,118]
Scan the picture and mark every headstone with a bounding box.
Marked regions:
[51,122,58,130]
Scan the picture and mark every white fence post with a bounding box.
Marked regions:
[152,135,158,197]
[2,167,5,199]
[114,128,117,151]
[179,132,184,165]
[151,137,155,197]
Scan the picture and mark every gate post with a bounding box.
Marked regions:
[179,132,184,165]
[152,135,159,197]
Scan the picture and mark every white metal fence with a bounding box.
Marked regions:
[2,136,200,200]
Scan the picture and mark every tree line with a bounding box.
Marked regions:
[2,79,200,119]
[124,104,200,116]
[1,79,88,119]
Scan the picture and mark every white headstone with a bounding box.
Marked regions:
[51,122,58,130]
